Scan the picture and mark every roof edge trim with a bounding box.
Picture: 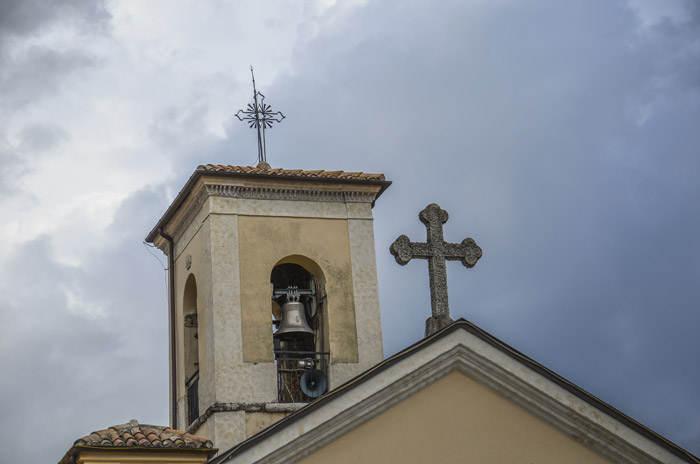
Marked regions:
[145,168,391,244]
[212,319,699,464]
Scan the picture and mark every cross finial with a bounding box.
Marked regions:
[236,66,285,168]
[390,203,482,336]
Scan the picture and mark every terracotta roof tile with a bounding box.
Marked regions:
[60,420,216,464]
[70,420,213,450]
[198,164,386,181]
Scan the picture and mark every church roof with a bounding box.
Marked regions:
[211,319,700,464]
[199,164,386,180]
[58,420,215,464]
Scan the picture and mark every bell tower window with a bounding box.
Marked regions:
[271,259,328,403]
[183,274,199,425]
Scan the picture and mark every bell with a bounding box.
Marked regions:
[274,300,314,340]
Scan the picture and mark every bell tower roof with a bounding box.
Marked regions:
[200,164,387,181]
[145,164,391,246]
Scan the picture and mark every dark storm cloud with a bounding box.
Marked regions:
[3,0,699,462]
[0,0,110,37]
[0,235,117,463]
[0,0,109,99]
[252,0,700,454]
[0,45,96,201]
[0,0,110,198]
[0,123,66,197]
[0,45,99,109]
[0,186,171,463]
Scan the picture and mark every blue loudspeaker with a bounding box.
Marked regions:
[300,368,328,398]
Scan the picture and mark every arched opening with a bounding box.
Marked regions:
[183,274,199,424]
[270,256,328,402]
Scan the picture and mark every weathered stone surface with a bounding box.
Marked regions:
[390,203,482,336]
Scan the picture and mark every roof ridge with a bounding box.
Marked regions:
[69,421,214,450]
[210,319,700,464]
[195,164,386,181]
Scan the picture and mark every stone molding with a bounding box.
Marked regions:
[204,184,377,204]
[233,337,680,464]
[167,183,377,245]
[186,402,307,434]
[171,187,209,245]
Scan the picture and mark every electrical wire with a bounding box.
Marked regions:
[142,241,167,270]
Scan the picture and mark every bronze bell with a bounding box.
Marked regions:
[274,300,314,340]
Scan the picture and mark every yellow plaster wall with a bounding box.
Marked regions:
[300,371,614,464]
[238,215,357,363]
[75,450,211,464]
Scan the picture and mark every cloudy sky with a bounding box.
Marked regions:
[1,0,699,462]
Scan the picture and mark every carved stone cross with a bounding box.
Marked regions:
[390,203,482,336]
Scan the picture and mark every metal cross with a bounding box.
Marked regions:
[390,203,482,336]
[236,66,285,167]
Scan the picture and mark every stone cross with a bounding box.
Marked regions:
[390,203,482,336]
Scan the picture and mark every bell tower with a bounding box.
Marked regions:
[146,164,390,451]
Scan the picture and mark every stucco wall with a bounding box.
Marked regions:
[173,221,209,430]
[238,215,358,364]
[300,371,614,464]
[245,411,288,437]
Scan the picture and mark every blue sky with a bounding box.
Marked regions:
[1,1,699,462]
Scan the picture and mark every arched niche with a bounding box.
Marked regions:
[183,274,199,383]
[271,255,327,351]
[270,255,328,402]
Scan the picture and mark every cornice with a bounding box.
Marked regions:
[146,167,390,245]
[168,183,378,244]
[170,186,209,244]
[204,184,377,204]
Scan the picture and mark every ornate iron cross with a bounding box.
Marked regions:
[236,66,285,167]
[390,203,482,336]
